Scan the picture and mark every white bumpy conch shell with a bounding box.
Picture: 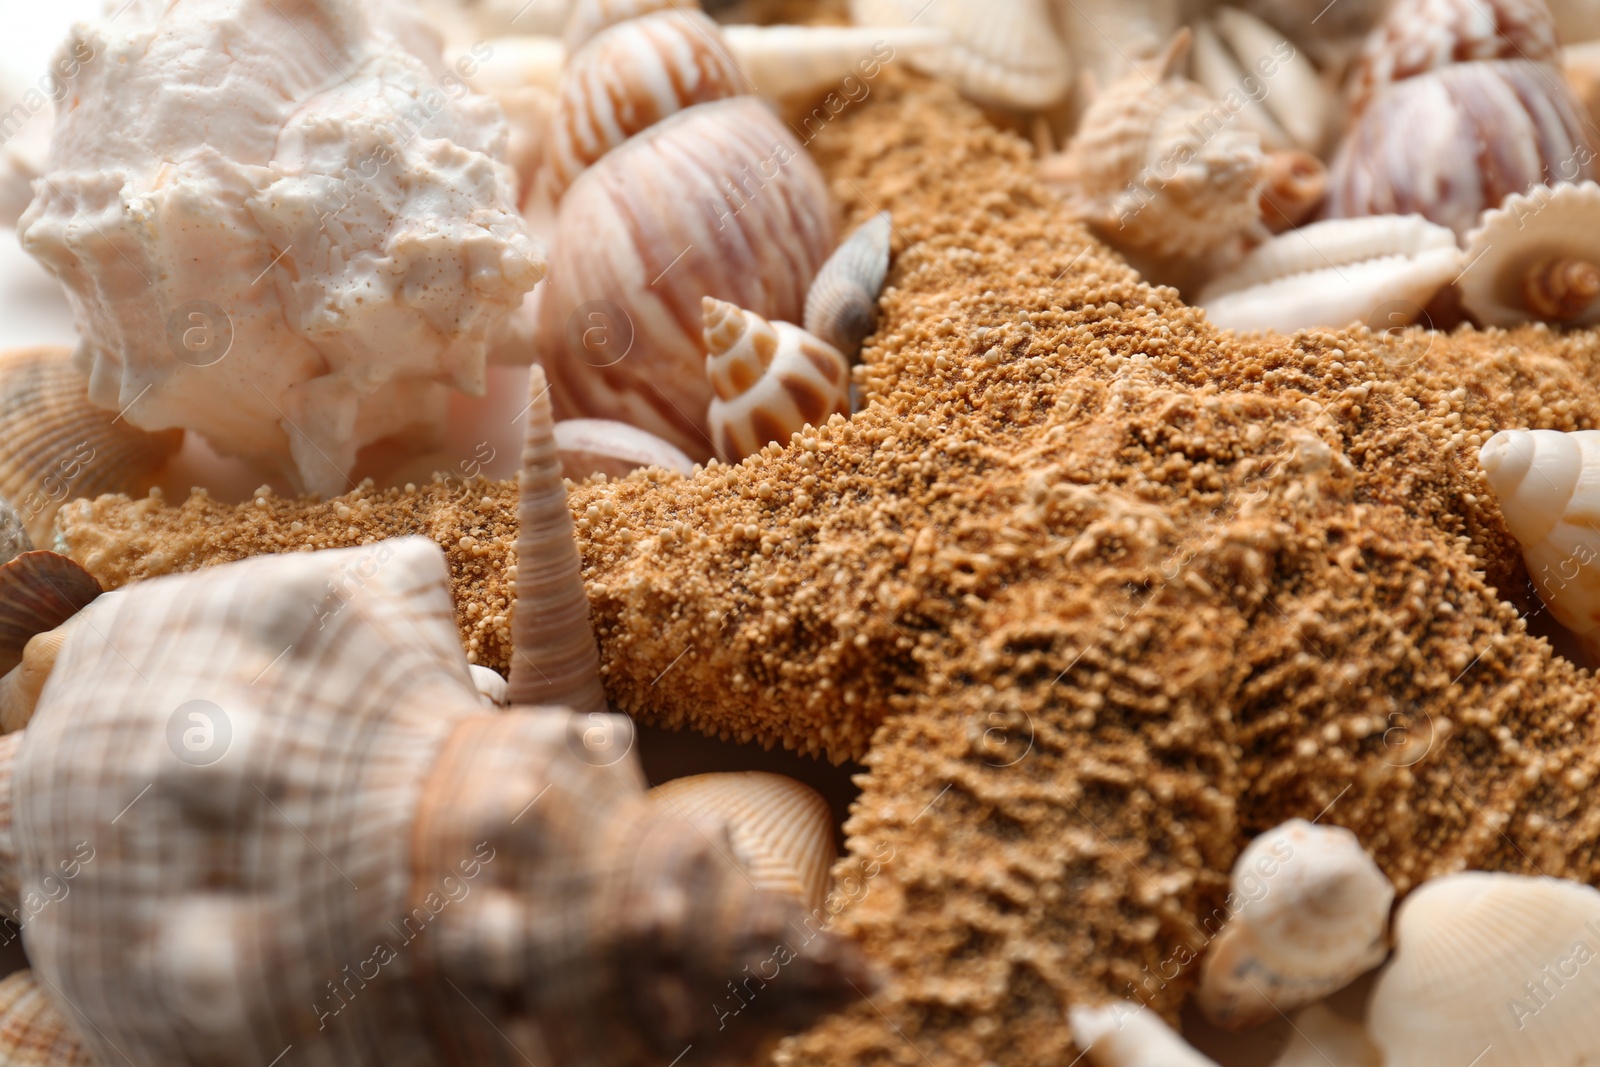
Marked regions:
[19,0,545,497]
[1459,181,1600,327]
[1197,215,1464,335]
[1197,819,1395,1029]
[1479,429,1600,659]
[703,298,851,463]
[1370,871,1600,1067]
[1069,1001,1222,1066]
[1190,6,1332,154]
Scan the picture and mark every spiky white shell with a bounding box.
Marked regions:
[703,299,851,463]
[848,0,1071,109]
[1270,1004,1381,1067]
[1069,1001,1223,1066]
[1197,819,1394,1029]
[1190,7,1332,153]
[1370,872,1600,1067]
[1197,215,1464,335]
[1459,181,1600,327]
[537,97,836,460]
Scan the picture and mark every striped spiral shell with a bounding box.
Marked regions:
[703,298,850,463]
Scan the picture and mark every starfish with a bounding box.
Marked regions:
[57,74,1600,1065]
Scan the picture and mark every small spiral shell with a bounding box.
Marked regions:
[1459,181,1600,327]
[1525,257,1600,321]
[804,211,892,359]
[703,298,850,463]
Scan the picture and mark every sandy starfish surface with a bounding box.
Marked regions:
[57,73,1600,1065]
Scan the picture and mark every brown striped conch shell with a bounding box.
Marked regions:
[536,96,836,459]
[1324,59,1594,238]
[0,347,183,546]
[1479,429,1600,659]
[650,771,836,911]
[0,970,92,1064]
[1068,1001,1221,1066]
[804,211,892,360]
[0,552,101,677]
[849,0,1071,109]
[552,418,696,480]
[1198,820,1394,1030]
[1197,215,1464,334]
[1270,1004,1380,1067]
[1369,872,1600,1067]
[1459,181,1600,327]
[0,533,872,1065]
[703,298,851,463]
[1190,6,1332,154]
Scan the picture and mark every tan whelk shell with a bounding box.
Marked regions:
[1370,872,1600,1067]
[1459,181,1600,327]
[551,418,696,480]
[1198,819,1394,1029]
[1069,1001,1222,1066]
[804,211,893,360]
[1197,215,1464,334]
[703,298,851,463]
[0,552,101,677]
[1191,6,1332,153]
[650,771,836,911]
[0,970,92,1064]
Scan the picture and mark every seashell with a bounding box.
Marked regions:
[547,8,746,198]
[551,417,697,479]
[509,364,607,713]
[1068,1001,1222,1066]
[20,0,544,497]
[703,298,851,463]
[1323,58,1595,238]
[0,347,183,546]
[468,663,509,706]
[1270,1004,1381,1067]
[804,211,893,360]
[849,0,1072,110]
[0,552,101,677]
[1478,428,1600,657]
[1049,0,1182,102]
[0,498,31,568]
[1348,0,1560,114]
[1040,31,1270,266]
[1370,871,1600,1067]
[1198,819,1394,1029]
[1197,215,1464,334]
[1259,149,1329,232]
[0,535,872,1064]
[0,625,73,734]
[1191,6,1333,153]
[1458,181,1600,327]
[1231,0,1389,71]
[563,0,699,52]
[718,23,948,100]
[649,771,836,911]
[0,970,93,1065]
[0,69,50,230]
[536,96,836,459]
[1565,42,1600,148]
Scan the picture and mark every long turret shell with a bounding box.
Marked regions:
[551,418,696,480]
[1197,216,1464,334]
[1370,872,1600,1067]
[1069,1002,1222,1066]
[804,211,893,360]
[1459,181,1600,327]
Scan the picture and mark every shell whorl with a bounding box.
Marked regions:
[804,211,892,359]
[1525,257,1600,322]
[509,364,607,714]
[564,0,701,52]
[1459,181,1600,327]
[1478,428,1582,549]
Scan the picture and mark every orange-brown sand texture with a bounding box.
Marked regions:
[58,73,1600,1065]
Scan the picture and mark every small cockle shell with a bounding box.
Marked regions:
[1324,58,1595,238]
[0,347,184,546]
[849,0,1071,110]
[1270,1004,1381,1067]
[804,211,893,360]
[1459,181,1600,327]
[0,970,92,1064]
[703,297,851,463]
[1479,429,1600,658]
[1068,1001,1222,1066]
[1369,872,1600,1067]
[1191,7,1333,153]
[650,771,836,911]
[1197,215,1464,334]
[1198,819,1395,1029]
[551,418,696,480]
[0,552,101,676]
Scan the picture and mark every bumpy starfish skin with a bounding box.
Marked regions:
[56,74,1600,1065]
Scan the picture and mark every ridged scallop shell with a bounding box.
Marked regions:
[548,8,746,197]
[1191,7,1332,153]
[1042,32,1269,264]
[0,553,101,677]
[1069,1001,1222,1066]
[1459,181,1600,327]
[536,97,836,459]
[1324,59,1595,237]
[1370,872,1600,1067]
[0,625,72,734]
[563,0,696,52]
[0,347,183,545]
[1271,1004,1381,1067]
[1197,215,1464,334]
[804,211,892,359]
[1348,0,1559,114]
[0,970,92,1064]
[551,418,696,479]
[1198,819,1394,1029]
[849,0,1071,109]
[649,771,836,911]
[703,298,851,463]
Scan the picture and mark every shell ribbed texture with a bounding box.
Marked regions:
[804,211,892,359]
[0,971,94,1065]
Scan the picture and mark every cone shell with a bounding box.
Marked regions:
[1197,215,1464,334]
[0,347,183,545]
[537,97,836,459]
[548,9,746,197]
[1324,59,1595,238]
[1459,181,1600,327]
[703,298,851,463]
[1370,872,1600,1067]
[0,970,93,1065]
[804,211,893,359]
[0,553,101,677]
[551,417,697,480]
[650,771,836,912]
[563,0,699,52]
